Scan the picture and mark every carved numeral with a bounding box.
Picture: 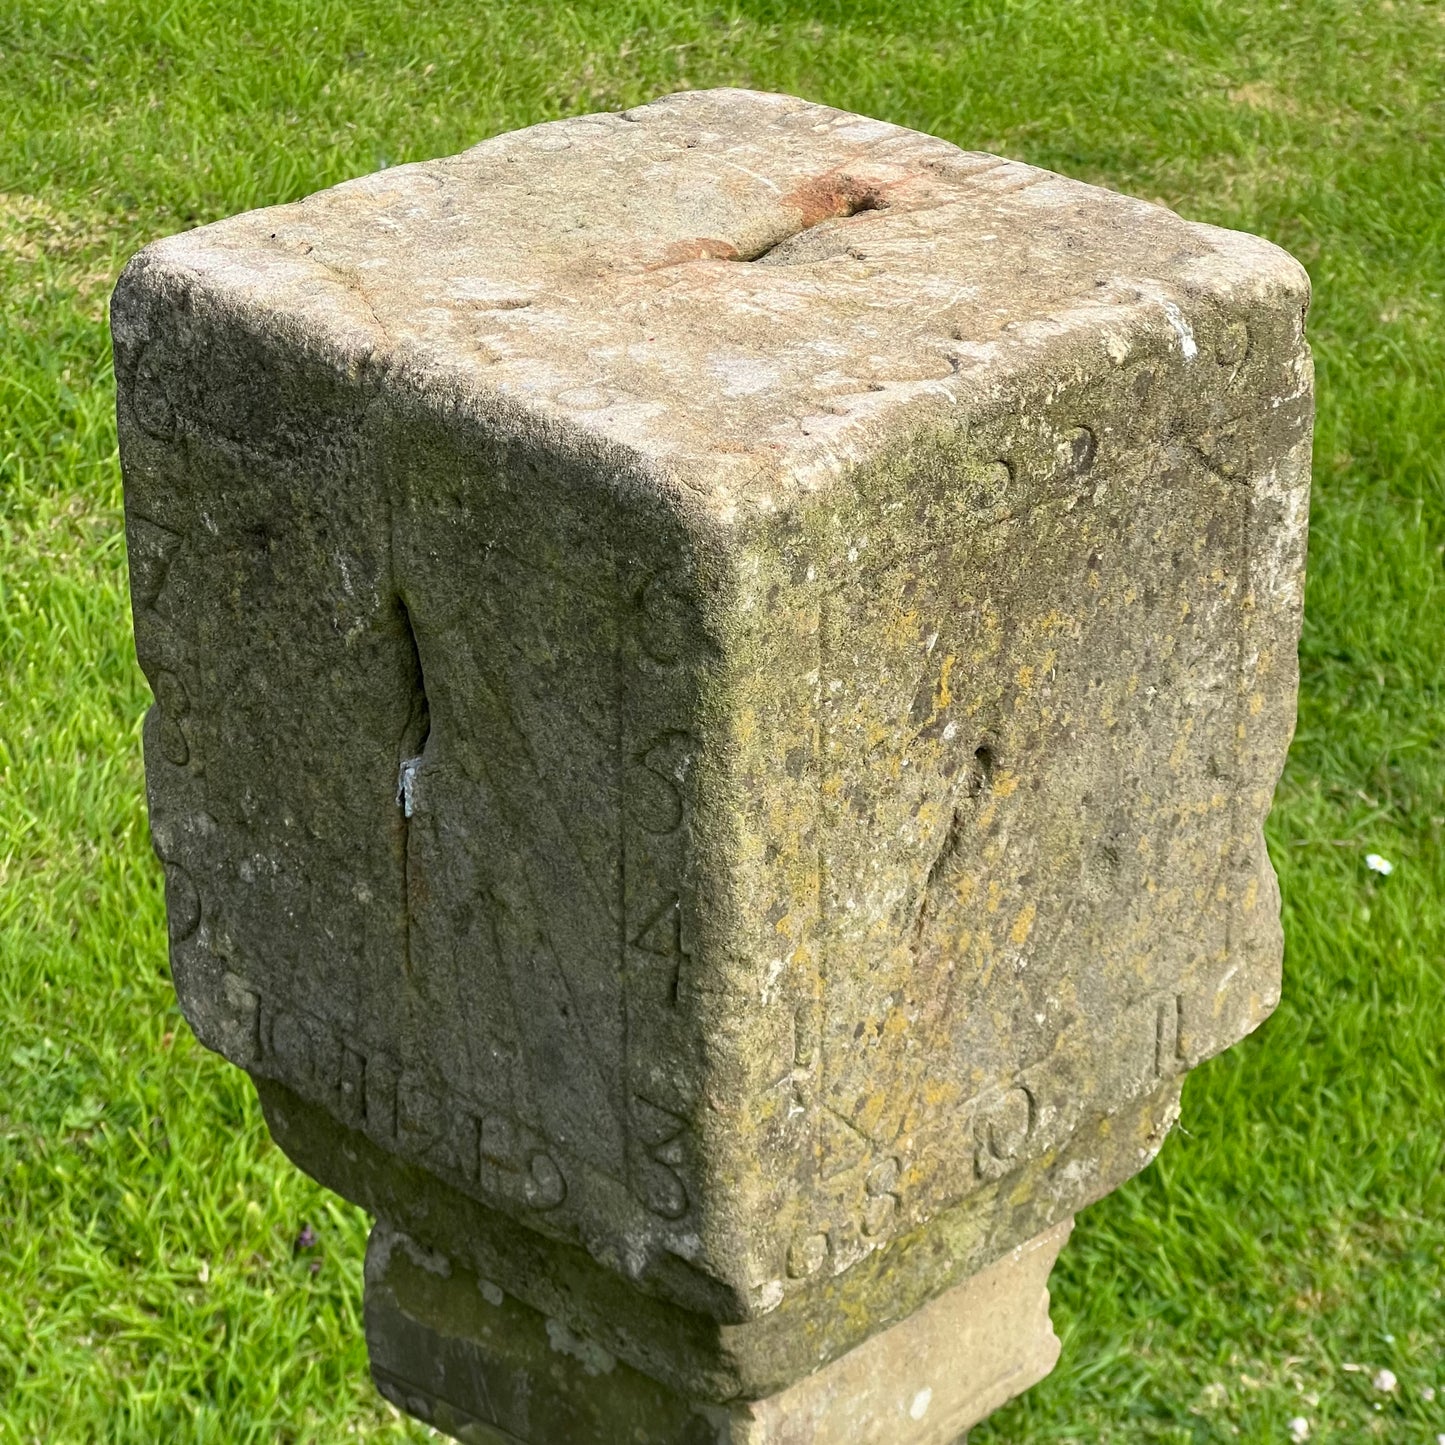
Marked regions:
[973,1084,1035,1181]
[1155,993,1185,1078]
[631,1095,689,1220]
[631,892,689,1005]
[636,572,693,668]
[629,731,696,835]
[126,515,184,614]
[160,859,200,943]
[861,1156,902,1238]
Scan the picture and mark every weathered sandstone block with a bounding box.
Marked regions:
[116,88,1311,1439]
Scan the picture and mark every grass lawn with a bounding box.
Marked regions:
[1,1,1442,1440]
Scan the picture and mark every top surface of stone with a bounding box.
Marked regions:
[130,87,1302,513]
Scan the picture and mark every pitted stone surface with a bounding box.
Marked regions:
[116,88,1312,1407]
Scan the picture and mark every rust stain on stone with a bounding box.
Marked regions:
[778,170,890,229]
[646,236,741,270]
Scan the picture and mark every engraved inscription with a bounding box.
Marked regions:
[154,682,191,765]
[793,1002,818,1070]
[819,1104,873,1182]
[241,988,568,1213]
[776,976,1209,1290]
[363,1051,400,1141]
[337,1043,366,1126]
[973,1084,1035,1181]
[129,511,198,775]
[785,1141,911,1278]
[960,458,1013,516]
[630,892,689,1005]
[161,859,201,943]
[620,559,704,1218]
[631,1095,689,1220]
[398,1078,480,1183]
[126,515,184,615]
[861,1156,902,1237]
[130,343,178,440]
[631,731,697,835]
[524,1153,567,1210]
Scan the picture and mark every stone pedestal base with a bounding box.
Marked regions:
[365,1217,1072,1445]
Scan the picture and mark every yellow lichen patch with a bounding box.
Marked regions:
[915,798,945,834]
[1249,692,1264,716]
[986,880,1003,914]
[1009,901,1037,946]
[852,1088,892,1140]
[1169,717,1195,771]
[881,1008,910,1042]
[951,873,978,908]
[885,606,922,650]
[936,653,957,709]
[992,769,1021,799]
[1016,663,1035,691]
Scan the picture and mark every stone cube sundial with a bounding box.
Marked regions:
[115,89,1312,1442]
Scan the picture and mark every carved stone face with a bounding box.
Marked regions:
[114,88,1311,1400]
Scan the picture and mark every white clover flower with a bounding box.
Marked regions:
[1365,853,1394,875]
